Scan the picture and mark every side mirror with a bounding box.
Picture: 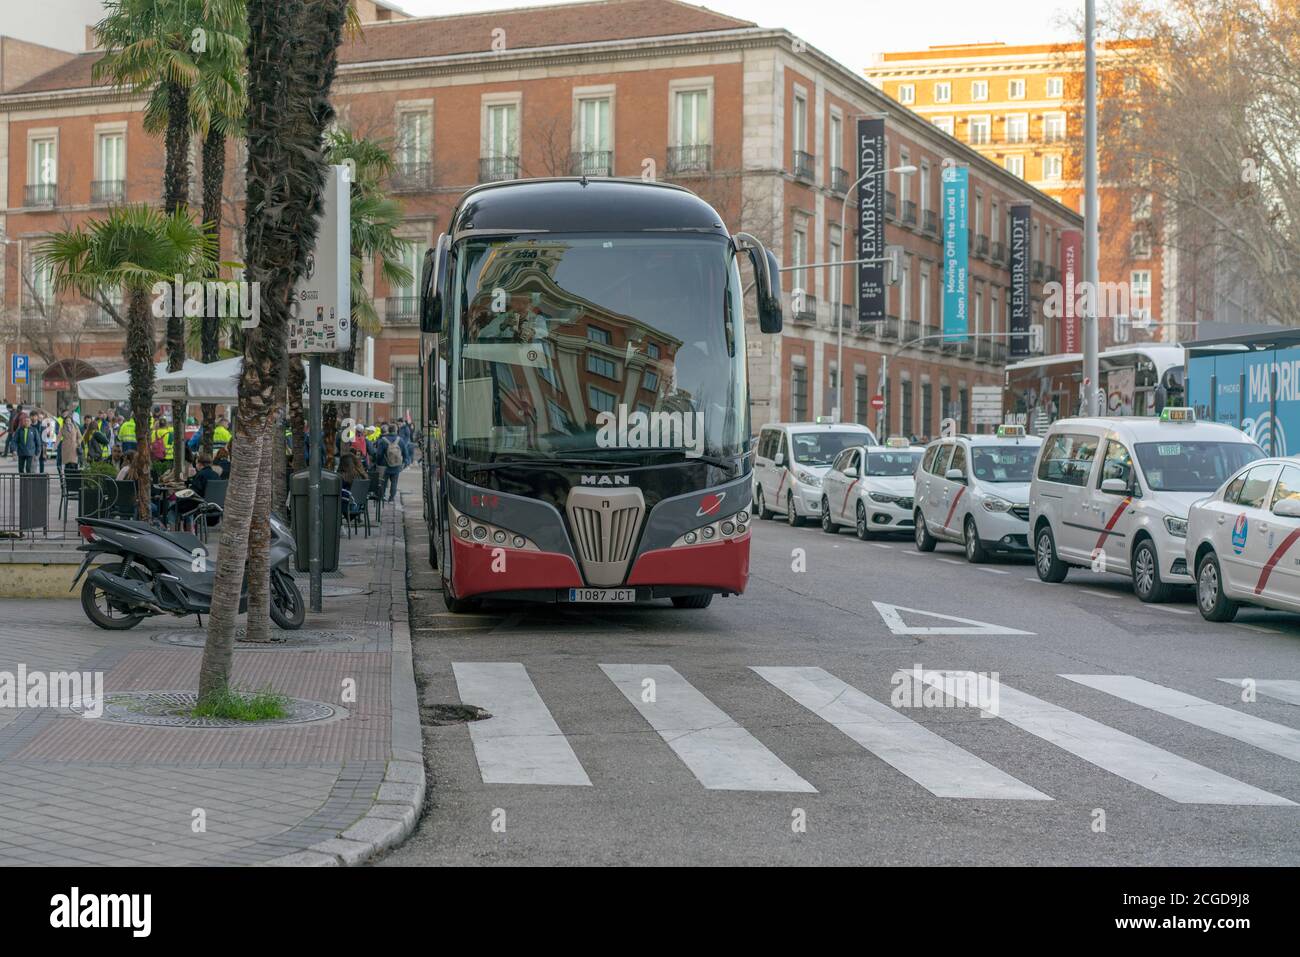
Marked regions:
[1100,478,1128,494]
[419,233,450,334]
[844,466,858,479]
[1274,498,1300,518]
[945,468,964,482]
[774,452,785,467]
[735,232,783,334]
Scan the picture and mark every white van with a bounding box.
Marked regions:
[753,421,876,526]
[1030,409,1264,601]
[913,426,1042,561]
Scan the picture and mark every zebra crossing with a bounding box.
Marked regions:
[448,663,1300,806]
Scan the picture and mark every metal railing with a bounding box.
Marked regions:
[667,144,711,174]
[830,166,850,194]
[385,296,419,324]
[992,241,1006,262]
[792,150,816,182]
[25,183,57,207]
[923,209,937,233]
[91,179,125,204]
[390,161,432,192]
[903,200,917,225]
[832,302,855,329]
[479,155,520,183]
[571,150,613,176]
[976,235,989,258]
[885,191,897,219]
[792,293,818,323]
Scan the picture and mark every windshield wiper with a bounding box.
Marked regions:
[449,454,619,472]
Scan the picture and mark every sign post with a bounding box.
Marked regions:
[11,353,29,386]
[290,164,351,614]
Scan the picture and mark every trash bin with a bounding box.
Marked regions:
[19,473,49,532]
[290,469,341,573]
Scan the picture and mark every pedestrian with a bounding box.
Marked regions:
[2,403,15,457]
[58,412,82,472]
[376,425,405,503]
[13,412,39,473]
[213,447,231,480]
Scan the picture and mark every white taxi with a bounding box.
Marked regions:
[913,425,1043,562]
[1030,408,1264,601]
[1186,456,1300,621]
[753,420,876,526]
[819,438,924,539]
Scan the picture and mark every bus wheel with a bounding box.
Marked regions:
[442,580,480,614]
[671,594,713,609]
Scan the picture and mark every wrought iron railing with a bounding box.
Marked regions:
[667,145,711,174]
[571,150,613,176]
[91,179,125,204]
[478,155,520,183]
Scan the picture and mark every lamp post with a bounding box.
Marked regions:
[1083,0,1100,414]
[832,163,915,422]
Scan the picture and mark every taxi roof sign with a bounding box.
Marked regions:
[884,436,910,448]
[996,424,1026,438]
[1160,407,1196,423]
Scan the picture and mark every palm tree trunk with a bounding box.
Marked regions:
[163,79,192,482]
[125,288,155,520]
[243,419,276,642]
[200,127,227,457]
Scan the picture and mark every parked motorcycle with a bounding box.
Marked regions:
[71,498,306,631]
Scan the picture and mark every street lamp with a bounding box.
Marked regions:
[832,163,916,423]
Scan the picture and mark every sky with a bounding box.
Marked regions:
[392,0,1082,72]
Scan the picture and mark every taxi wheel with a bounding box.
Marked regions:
[1132,538,1172,603]
[755,487,774,521]
[1034,526,1069,583]
[820,498,838,534]
[856,502,874,541]
[914,510,936,552]
[963,516,988,564]
[1196,552,1238,622]
[786,493,805,527]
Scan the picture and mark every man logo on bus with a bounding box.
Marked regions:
[1232,513,1249,555]
[696,492,725,518]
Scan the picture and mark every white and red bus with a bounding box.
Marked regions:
[417,178,783,612]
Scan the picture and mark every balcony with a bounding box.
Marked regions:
[976,235,989,258]
[901,318,924,345]
[1032,259,1045,281]
[791,292,818,324]
[831,302,855,329]
[667,144,711,174]
[923,209,937,234]
[390,161,432,192]
[792,150,816,182]
[384,296,419,325]
[886,191,897,219]
[25,183,57,207]
[992,241,1006,263]
[830,166,850,195]
[90,179,125,204]
[478,155,520,183]
[571,150,613,177]
[903,200,917,226]
[992,341,1009,363]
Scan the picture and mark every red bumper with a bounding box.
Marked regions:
[450,536,583,597]
[626,535,750,593]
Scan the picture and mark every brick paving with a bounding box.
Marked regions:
[0,469,425,866]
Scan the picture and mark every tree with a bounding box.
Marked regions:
[199,0,351,696]
[36,206,219,518]
[1083,0,1300,327]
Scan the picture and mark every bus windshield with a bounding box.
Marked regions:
[449,234,747,464]
[864,450,922,476]
[1133,441,1263,492]
[972,446,1039,483]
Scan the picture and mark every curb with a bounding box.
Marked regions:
[261,486,425,867]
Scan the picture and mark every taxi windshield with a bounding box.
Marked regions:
[865,450,922,476]
[1134,441,1264,492]
[972,446,1039,483]
[791,431,868,467]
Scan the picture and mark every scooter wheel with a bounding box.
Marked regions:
[80,562,147,631]
[270,571,306,630]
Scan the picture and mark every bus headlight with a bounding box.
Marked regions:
[672,510,753,547]
[448,505,538,551]
[982,497,1013,513]
[1163,515,1188,538]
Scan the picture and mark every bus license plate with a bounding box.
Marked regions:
[567,588,635,603]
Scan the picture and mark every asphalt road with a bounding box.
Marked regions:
[378,511,1300,866]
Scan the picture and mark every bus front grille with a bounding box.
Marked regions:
[565,487,646,586]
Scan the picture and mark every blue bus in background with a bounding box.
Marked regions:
[1185,329,1300,457]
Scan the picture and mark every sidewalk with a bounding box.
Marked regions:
[0,469,425,866]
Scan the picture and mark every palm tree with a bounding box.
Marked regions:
[37,206,219,519]
[200,0,352,697]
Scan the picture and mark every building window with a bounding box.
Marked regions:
[1008,78,1025,99]
[1046,76,1064,98]
[900,254,911,323]
[587,325,612,345]
[900,379,913,437]
[921,382,933,439]
[971,80,988,101]
[483,101,519,180]
[675,89,710,147]
[1006,113,1028,144]
[1005,155,1025,178]
[30,259,55,308]
[791,226,808,299]
[958,386,969,432]
[829,112,843,168]
[588,385,618,414]
[934,81,951,103]
[1130,270,1153,306]
[1131,192,1153,221]
[932,116,954,136]
[898,83,915,104]
[547,400,574,433]
[586,354,618,379]
[968,116,990,145]
[828,225,843,308]
[1044,112,1066,143]
[392,366,421,423]
[791,364,808,420]
[1123,74,1141,94]
[28,136,56,204]
[646,341,660,360]
[642,370,659,391]
[94,131,126,202]
[920,262,931,325]
[1130,231,1152,258]
[397,111,430,165]
[855,373,870,426]
[1043,153,1063,180]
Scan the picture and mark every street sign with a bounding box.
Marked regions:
[289,165,351,355]
[970,384,1003,426]
[870,394,885,412]
[11,353,28,385]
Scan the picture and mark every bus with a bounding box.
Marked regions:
[1185,327,1300,456]
[1003,344,1186,433]
[416,177,783,613]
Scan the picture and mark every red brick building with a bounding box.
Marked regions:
[0,0,1080,438]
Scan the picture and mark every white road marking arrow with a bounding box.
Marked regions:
[872,601,1035,636]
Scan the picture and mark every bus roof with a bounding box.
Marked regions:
[450,177,729,237]
[1004,343,1185,376]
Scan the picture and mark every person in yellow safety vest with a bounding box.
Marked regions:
[212,418,232,449]
[150,421,175,462]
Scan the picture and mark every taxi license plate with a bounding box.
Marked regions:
[567,588,635,603]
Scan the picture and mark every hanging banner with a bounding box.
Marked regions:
[856,117,886,322]
[1060,228,1082,354]
[1009,203,1032,358]
[942,166,968,341]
